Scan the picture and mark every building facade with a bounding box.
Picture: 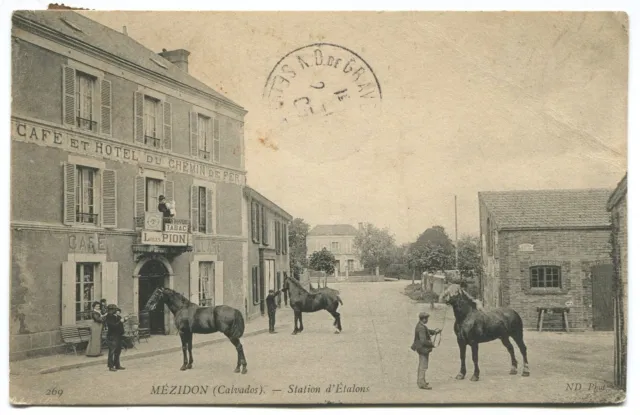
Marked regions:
[11,11,247,360]
[607,174,627,389]
[306,224,363,276]
[478,189,614,331]
[244,187,292,320]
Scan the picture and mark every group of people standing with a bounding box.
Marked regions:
[85,298,128,372]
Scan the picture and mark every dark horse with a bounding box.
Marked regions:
[144,287,248,373]
[283,275,343,334]
[440,284,530,381]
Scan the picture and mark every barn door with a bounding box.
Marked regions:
[591,264,614,331]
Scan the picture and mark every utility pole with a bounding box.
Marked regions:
[455,195,459,273]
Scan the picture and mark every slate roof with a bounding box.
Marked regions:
[479,189,613,229]
[308,224,360,236]
[12,10,243,110]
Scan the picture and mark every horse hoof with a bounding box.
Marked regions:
[334,330,340,334]
[522,371,530,377]
[241,367,248,374]
[180,366,187,371]
[234,367,241,373]
[455,374,465,380]
[470,376,479,382]
[509,368,518,375]
[187,364,193,370]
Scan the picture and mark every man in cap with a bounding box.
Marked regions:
[265,288,282,333]
[411,311,441,390]
[104,304,126,372]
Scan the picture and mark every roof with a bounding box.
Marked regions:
[243,186,293,221]
[607,173,627,211]
[479,188,613,229]
[12,10,244,111]
[308,224,359,236]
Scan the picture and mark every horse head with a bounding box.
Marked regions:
[144,287,166,311]
[440,284,480,310]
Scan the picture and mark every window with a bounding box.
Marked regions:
[197,115,212,160]
[348,259,355,271]
[261,206,269,246]
[275,221,281,254]
[75,263,96,321]
[146,178,163,212]
[251,202,261,243]
[198,186,207,233]
[199,262,214,306]
[75,166,97,224]
[530,266,561,288]
[75,72,97,131]
[252,266,259,305]
[144,96,161,148]
[190,185,214,234]
[331,241,340,252]
[282,224,288,255]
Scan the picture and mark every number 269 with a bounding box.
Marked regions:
[46,387,63,397]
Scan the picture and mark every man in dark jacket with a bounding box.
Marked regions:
[104,304,126,371]
[266,289,281,333]
[157,195,173,218]
[411,312,441,389]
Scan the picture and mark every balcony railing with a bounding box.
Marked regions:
[134,215,191,232]
[77,117,97,131]
[76,212,98,224]
[198,150,211,160]
[145,135,161,148]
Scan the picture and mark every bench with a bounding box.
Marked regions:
[536,307,570,332]
[59,325,90,355]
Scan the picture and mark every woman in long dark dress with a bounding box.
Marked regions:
[86,301,105,357]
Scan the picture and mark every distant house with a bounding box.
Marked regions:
[478,189,614,331]
[607,174,627,389]
[306,224,363,276]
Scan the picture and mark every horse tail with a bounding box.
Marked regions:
[337,296,343,306]
[229,309,245,339]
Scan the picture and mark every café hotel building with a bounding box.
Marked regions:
[10,11,251,359]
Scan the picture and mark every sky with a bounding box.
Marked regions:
[81,11,628,243]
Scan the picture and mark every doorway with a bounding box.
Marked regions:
[591,264,614,331]
[138,260,169,335]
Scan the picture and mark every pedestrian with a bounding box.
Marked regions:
[411,311,441,390]
[104,304,126,372]
[86,301,105,357]
[266,289,281,333]
[283,279,289,306]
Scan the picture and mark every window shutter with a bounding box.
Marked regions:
[63,163,76,225]
[102,262,119,304]
[207,117,214,161]
[134,175,146,222]
[206,187,213,234]
[189,261,199,303]
[190,186,199,232]
[163,101,172,151]
[102,169,117,228]
[209,264,216,306]
[164,180,174,205]
[213,117,220,162]
[275,222,281,254]
[61,261,75,325]
[100,79,112,135]
[134,92,144,144]
[189,112,198,157]
[250,202,256,242]
[214,261,224,306]
[261,206,268,246]
[62,66,76,126]
[284,224,288,254]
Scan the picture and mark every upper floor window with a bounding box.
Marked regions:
[143,96,162,148]
[75,72,97,131]
[62,66,111,135]
[134,91,172,151]
[530,266,561,288]
[145,178,163,212]
[198,115,212,161]
[134,175,173,226]
[190,112,220,162]
[190,185,215,234]
[331,241,340,252]
[251,201,261,244]
[64,162,117,228]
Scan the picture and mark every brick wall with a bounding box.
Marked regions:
[498,229,612,330]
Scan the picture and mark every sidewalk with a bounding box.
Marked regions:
[10,308,293,376]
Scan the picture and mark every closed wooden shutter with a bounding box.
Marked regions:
[102,262,119,304]
[189,261,199,303]
[134,92,144,144]
[164,180,174,205]
[189,112,198,157]
[283,224,288,254]
[190,186,199,232]
[163,101,172,150]
[275,221,280,254]
[261,206,268,246]
[250,202,256,242]
[213,117,220,162]
[100,79,112,135]
[206,187,214,234]
[102,169,117,228]
[134,176,146,222]
[61,261,75,325]
[63,163,76,225]
[214,261,224,306]
[208,264,216,306]
[62,66,76,126]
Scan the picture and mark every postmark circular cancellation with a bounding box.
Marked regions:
[263,43,382,123]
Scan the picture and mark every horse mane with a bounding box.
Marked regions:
[163,287,192,307]
[285,276,310,294]
[459,287,483,310]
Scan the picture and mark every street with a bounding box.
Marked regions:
[10,281,623,405]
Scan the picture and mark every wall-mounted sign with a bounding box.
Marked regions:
[12,118,246,185]
[165,223,189,233]
[145,212,163,231]
[518,243,535,252]
[141,231,193,246]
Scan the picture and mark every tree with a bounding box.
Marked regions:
[353,223,397,275]
[308,248,336,276]
[408,225,455,274]
[457,235,482,280]
[288,218,310,279]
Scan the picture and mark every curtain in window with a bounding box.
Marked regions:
[75,167,95,221]
[146,178,162,212]
[75,263,95,321]
[76,74,93,122]
[144,97,158,138]
[198,115,209,155]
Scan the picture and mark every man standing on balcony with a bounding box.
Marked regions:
[157,195,174,218]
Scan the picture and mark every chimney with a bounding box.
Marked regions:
[122,26,128,36]
[158,48,191,73]
[358,222,364,231]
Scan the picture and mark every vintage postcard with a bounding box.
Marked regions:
[8,6,628,406]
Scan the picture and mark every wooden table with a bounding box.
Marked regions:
[536,307,570,332]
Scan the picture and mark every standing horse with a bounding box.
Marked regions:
[440,284,530,381]
[144,287,248,374]
[283,275,343,334]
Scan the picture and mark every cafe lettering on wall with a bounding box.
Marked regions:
[12,119,246,185]
[195,239,220,254]
[69,233,106,253]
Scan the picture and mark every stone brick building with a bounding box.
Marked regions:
[306,224,364,276]
[478,189,614,331]
[607,174,627,389]
[11,11,247,359]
